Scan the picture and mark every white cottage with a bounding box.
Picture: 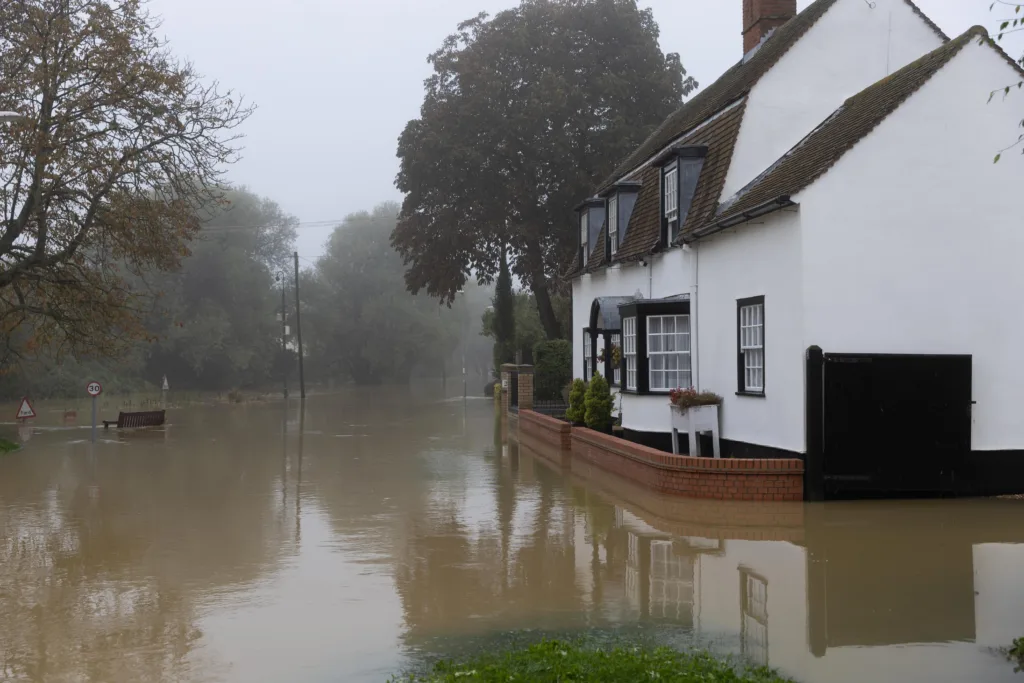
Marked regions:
[568,0,1024,498]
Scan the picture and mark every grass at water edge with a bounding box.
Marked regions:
[391,639,795,682]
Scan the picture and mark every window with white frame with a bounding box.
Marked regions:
[610,333,622,385]
[738,297,764,394]
[608,195,619,256]
[663,164,678,226]
[647,314,691,391]
[579,212,589,267]
[583,329,592,378]
[623,317,637,390]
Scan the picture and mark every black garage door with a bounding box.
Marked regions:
[820,354,972,498]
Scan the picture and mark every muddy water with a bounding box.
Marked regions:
[0,391,1021,682]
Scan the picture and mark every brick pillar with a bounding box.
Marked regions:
[517,365,534,412]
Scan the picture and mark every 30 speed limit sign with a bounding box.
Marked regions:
[86,381,103,397]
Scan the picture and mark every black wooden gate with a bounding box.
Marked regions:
[815,353,972,498]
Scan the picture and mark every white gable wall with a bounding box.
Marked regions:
[721,0,944,201]
[798,41,1024,450]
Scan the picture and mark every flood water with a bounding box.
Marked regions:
[0,390,1022,682]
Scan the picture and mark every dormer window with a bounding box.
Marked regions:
[579,210,589,267]
[601,181,640,261]
[607,195,619,256]
[663,163,679,231]
[656,145,707,246]
[575,199,605,268]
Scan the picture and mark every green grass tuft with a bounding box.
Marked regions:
[393,639,795,682]
[0,438,19,454]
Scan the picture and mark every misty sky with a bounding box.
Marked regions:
[147,0,1021,260]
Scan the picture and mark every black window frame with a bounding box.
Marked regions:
[736,295,766,397]
[654,146,707,248]
[617,299,691,395]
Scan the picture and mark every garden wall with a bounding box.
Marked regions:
[570,426,804,501]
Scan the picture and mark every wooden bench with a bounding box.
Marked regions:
[103,410,166,429]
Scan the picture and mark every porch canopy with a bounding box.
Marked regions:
[590,296,635,332]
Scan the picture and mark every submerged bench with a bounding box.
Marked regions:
[103,410,166,429]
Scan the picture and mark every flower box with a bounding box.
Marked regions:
[670,402,721,459]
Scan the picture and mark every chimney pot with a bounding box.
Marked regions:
[743,0,797,54]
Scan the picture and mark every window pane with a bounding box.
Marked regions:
[649,317,661,334]
[663,317,675,334]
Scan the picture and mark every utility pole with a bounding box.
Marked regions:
[280,274,288,399]
[294,252,306,400]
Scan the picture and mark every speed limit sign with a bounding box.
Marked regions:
[86,381,102,397]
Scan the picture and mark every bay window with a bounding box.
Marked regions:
[623,317,637,390]
[583,328,592,378]
[610,333,622,386]
[617,296,690,394]
[647,314,691,391]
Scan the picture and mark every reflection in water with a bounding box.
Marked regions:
[0,392,1021,682]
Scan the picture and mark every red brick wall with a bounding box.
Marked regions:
[571,427,804,502]
[520,410,572,451]
[743,0,797,53]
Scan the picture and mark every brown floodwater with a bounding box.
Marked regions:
[0,389,1022,682]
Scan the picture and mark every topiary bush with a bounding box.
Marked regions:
[533,339,572,400]
[565,378,587,424]
[584,373,614,433]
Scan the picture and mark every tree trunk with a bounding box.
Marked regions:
[531,275,562,340]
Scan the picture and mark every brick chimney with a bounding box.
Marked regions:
[743,0,797,53]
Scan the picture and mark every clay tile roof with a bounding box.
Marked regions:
[702,26,985,234]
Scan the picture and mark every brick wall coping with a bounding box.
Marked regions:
[572,427,804,475]
[520,410,570,432]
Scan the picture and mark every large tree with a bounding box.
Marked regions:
[393,0,695,339]
[0,0,251,363]
[304,202,454,386]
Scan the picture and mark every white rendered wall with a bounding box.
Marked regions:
[573,249,697,434]
[696,210,806,453]
[799,41,1024,451]
[721,0,944,201]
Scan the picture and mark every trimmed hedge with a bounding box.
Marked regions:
[533,339,572,401]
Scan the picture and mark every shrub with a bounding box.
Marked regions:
[565,378,587,423]
[669,387,723,410]
[584,373,614,432]
[533,339,572,400]
[1008,637,1024,673]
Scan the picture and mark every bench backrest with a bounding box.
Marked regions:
[117,410,166,428]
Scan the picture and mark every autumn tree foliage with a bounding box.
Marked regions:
[0,0,252,363]
[393,0,695,339]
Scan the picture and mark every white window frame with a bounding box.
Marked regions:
[607,195,619,256]
[739,299,764,394]
[663,164,678,222]
[583,329,592,378]
[647,314,691,391]
[610,333,621,386]
[623,317,637,391]
[580,212,589,267]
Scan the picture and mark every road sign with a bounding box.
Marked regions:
[15,398,36,420]
[86,381,102,397]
